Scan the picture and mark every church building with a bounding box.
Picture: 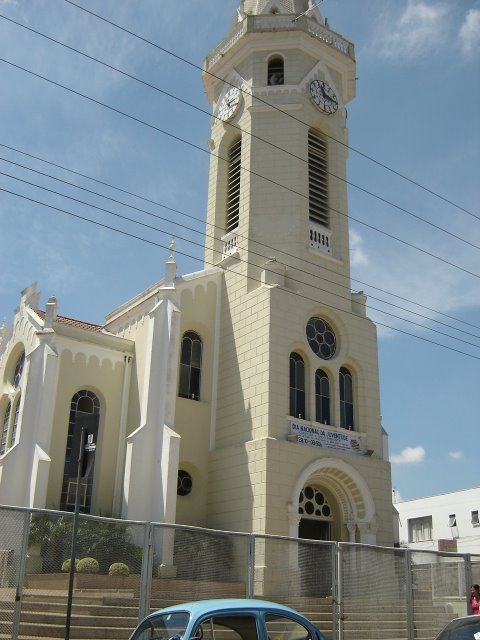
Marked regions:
[0,0,393,547]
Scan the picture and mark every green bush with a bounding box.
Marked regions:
[77,557,99,574]
[61,558,79,573]
[109,562,129,576]
[29,513,143,574]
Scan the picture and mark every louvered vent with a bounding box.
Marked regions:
[308,130,329,227]
[226,137,242,233]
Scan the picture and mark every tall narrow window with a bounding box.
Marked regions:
[268,56,284,85]
[226,137,242,232]
[13,352,25,387]
[315,369,330,425]
[178,331,203,401]
[339,366,354,430]
[9,396,21,447]
[60,390,100,514]
[289,353,306,419]
[0,402,11,455]
[308,130,329,227]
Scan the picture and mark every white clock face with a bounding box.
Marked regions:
[217,87,241,121]
[310,80,338,115]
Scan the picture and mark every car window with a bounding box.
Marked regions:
[193,614,259,640]
[131,612,190,640]
[264,614,312,640]
[438,618,480,640]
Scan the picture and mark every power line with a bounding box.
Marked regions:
[62,0,479,221]
[1,55,479,283]
[3,151,480,344]
[4,140,480,336]
[2,182,480,362]
[4,166,480,350]
[1,12,478,250]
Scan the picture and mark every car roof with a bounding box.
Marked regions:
[147,598,310,620]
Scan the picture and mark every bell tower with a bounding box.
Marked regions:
[202,2,393,546]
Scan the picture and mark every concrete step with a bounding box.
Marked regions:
[0,621,132,639]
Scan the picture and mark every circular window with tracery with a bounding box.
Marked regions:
[306,317,336,360]
[177,470,193,496]
[299,485,332,518]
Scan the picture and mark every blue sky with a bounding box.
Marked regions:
[0,0,479,502]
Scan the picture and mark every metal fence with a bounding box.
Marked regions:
[0,505,478,640]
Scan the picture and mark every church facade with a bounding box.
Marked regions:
[0,0,393,547]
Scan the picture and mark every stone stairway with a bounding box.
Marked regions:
[0,586,455,640]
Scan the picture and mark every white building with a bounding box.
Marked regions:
[394,488,480,554]
[0,0,394,552]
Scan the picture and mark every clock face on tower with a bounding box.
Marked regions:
[217,87,242,121]
[310,80,338,115]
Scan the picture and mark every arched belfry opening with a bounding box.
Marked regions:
[290,458,376,544]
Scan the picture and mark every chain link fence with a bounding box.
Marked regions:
[0,505,476,640]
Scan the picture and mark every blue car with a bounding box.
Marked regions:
[434,615,480,639]
[129,598,328,640]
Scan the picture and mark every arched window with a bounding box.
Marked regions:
[339,366,354,430]
[13,352,25,387]
[267,56,284,85]
[179,331,203,401]
[0,402,11,456]
[60,390,100,513]
[226,137,242,233]
[289,352,306,419]
[315,369,330,425]
[308,129,329,227]
[9,396,21,447]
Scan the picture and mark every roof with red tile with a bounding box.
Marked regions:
[36,310,103,333]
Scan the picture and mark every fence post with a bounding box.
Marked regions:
[405,549,414,640]
[138,522,153,623]
[247,534,255,598]
[465,554,473,615]
[336,543,343,640]
[11,509,30,640]
[331,543,339,640]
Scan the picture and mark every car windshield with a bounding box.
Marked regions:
[437,617,480,640]
[130,611,190,640]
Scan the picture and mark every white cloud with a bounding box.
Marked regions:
[390,445,426,464]
[375,1,449,61]
[350,229,369,268]
[459,8,480,56]
[448,450,464,460]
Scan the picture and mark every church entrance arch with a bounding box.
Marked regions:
[289,458,376,544]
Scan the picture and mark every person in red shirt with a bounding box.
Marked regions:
[471,584,480,615]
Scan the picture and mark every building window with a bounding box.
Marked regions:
[178,331,203,401]
[226,137,242,233]
[299,485,332,519]
[267,56,284,85]
[308,129,329,227]
[177,470,193,496]
[9,396,21,447]
[408,515,433,542]
[339,366,354,430]
[60,390,100,514]
[13,352,25,387]
[472,511,479,526]
[315,369,330,425]
[289,352,306,419]
[0,402,11,456]
[306,317,337,359]
[448,514,457,527]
